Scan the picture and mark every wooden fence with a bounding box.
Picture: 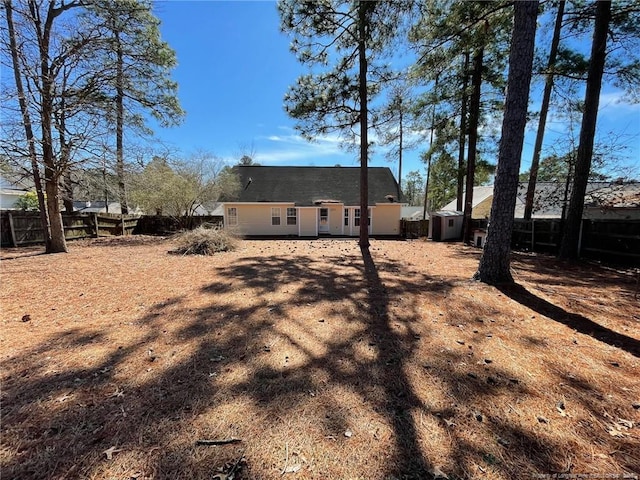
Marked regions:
[400,219,429,238]
[1,211,139,247]
[133,215,223,235]
[507,218,639,265]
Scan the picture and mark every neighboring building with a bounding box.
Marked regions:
[0,174,32,210]
[222,166,403,237]
[401,205,426,220]
[440,185,494,219]
[192,202,224,216]
[441,182,640,220]
[72,201,142,215]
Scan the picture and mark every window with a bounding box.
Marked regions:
[355,208,371,227]
[227,207,237,226]
[271,207,281,226]
[344,209,349,226]
[448,218,454,228]
[287,207,297,225]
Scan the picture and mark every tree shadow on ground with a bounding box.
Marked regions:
[498,283,640,358]
[2,243,638,479]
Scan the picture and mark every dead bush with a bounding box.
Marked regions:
[170,225,239,255]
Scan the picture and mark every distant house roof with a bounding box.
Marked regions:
[441,182,640,219]
[193,202,224,216]
[227,166,401,206]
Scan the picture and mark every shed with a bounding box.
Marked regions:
[429,211,463,241]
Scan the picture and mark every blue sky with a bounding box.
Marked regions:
[151,1,640,181]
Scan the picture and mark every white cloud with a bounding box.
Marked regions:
[599,91,640,115]
[253,128,354,165]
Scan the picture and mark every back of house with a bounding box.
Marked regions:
[221,166,403,237]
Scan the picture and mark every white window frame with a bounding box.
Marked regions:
[286,207,297,225]
[354,208,371,228]
[227,207,238,226]
[271,207,281,226]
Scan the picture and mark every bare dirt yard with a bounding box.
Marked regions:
[1,236,639,480]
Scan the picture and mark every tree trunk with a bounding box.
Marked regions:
[57,88,74,214]
[474,1,539,285]
[558,1,611,260]
[524,0,565,220]
[462,48,483,243]
[358,0,369,248]
[35,0,67,252]
[61,171,74,213]
[397,104,403,200]
[115,29,129,214]
[457,52,469,212]
[423,75,438,220]
[422,156,431,220]
[3,0,52,251]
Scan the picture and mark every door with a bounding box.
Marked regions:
[318,208,329,233]
[432,215,442,241]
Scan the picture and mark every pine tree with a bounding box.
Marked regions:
[279,0,412,248]
[474,1,539,285]
[558,1,611,259]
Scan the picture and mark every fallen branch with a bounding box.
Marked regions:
[196,438,242,446]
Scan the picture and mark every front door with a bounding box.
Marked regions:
[318,208,329,233]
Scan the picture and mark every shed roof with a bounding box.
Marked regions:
[228,166,401,206]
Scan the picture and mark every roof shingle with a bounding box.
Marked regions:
[229,166,401,206]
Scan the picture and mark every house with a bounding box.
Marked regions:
[72,201,143,215]
[441,181,640,220]
[401,205,426,220]
[222,166,403,237]
[0,174,32,210]
[440,185,494,219]
[192,202,224,216]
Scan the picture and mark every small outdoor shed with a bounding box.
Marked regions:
[429,211,463,241]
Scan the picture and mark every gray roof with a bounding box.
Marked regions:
[229,166,401,206]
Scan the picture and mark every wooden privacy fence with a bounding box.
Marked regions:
[133,215,223,235]
[510,218,640,264]
[400,219,429,238]
[1,211,139,247]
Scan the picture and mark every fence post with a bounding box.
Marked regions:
[531,220,535,251]
[93,213,99,238]
[121,213,125,236]
[7,212,18,247]
[578,219,584,258]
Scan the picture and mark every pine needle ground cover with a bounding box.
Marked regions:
[1,237,638,479]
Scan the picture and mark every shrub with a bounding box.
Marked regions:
[170,225,239,255]
[15,191,40,211]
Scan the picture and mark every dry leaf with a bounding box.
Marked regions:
[55,393,72,403]
[617,418,634,429]
[344,430,353,438]
[109,386,124,398]
[608,427,626,437]
[284,464,301,473]
[103,446,122,460]
[444,418,456,428]
[430,466,449,479]
[497,437,510,447]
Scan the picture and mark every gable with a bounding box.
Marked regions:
[228,166,401,206]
